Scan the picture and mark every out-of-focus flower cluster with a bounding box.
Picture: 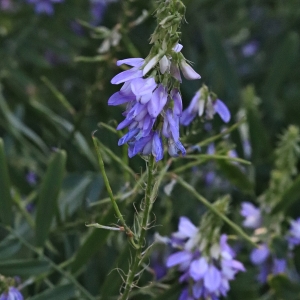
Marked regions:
[166,217,245,299]
[0,275,23,300]
[26,0,63,15]
[241,202,300,283]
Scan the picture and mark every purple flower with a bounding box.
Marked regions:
[108,57,187,161]
[26,170,38,186]
[26,0,63,15]
[242,41,259,57]
[90,0,106,25]
[180,87,230,126]
[250,244,287,283]
[250,244,270,265]
[288,218,300,248]
[240,202,262,229]
[179,60,201,80]
[0,287,23,300]
[166,218,245,300]
[0,0,13,11]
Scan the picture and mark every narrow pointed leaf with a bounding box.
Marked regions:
[29,284,75,300]
[217,160,254,194]
[203,25,240,103]
[0,138,13,225]
[71,207,115,273]
[271,174,300,214]
[0,89,48,153]
[153,283,181,300]
[268,274,300,300]
[36,150,67,247]
[0,237,21,259]
[0,259,50,276]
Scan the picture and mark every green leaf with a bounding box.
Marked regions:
[29,284,75,300]
[153,283,181,300]
[242,86,272,161]
[100,245,130,298]
[41,76,76,115]
[0,259,50,276]
[0,138,13,225]
[217,160,254,194]
[271,174,300,214]
[58,174,93,220]
[29,100,97,168]
[0,236,21,259]
[263,32,300,99]
[0,88,49,154]
[36,150,67,247]
[262,33,299,129]
[268,274,300,300]
[203,25,240,102]
[71,207,115,273]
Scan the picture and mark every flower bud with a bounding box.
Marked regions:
[179,60,201,80]
[159,55,170,74]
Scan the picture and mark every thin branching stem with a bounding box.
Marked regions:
[92,134,139,249]
[120,155,155,300]
[190,117,246,150]
[174,175,257,248]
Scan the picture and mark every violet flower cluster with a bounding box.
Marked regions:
[250,243,287,283]
[166,217,245,300]
[26,0,63,15]
[180,85,231,126]
[108,44,201,161]
[0,287,23,300]
[240,202,300,283]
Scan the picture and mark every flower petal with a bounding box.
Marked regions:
[152,132,163,161]
[250,244,270,265]
[173,43,183,53]
[143,54,161,76]
[180,60,201,80]
[159,55,170,74]
[166,251,192,268]
[178,216,198,238]
[190,257,208,280]
[147,85,168,118]
[204,265,222,292]
[171,89,183,116]
[118,128,139,146]
[214,99,230,123]
[170,62,182,82]
[116,58,144,67]
[108,92,133,106]
[111,68,143,85]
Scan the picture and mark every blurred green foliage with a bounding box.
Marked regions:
[1,0,300,299]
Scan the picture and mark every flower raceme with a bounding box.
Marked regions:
[108,44,201,162]
[166,217,245,300]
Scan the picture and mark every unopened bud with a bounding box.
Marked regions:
[179,59,201,80]
[159,55,170,74]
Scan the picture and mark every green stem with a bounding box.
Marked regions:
[185,154,251,165]
[174,175,257,248]
[120,155,155,300]
[92,134,138,249]
[191,117,246,150]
